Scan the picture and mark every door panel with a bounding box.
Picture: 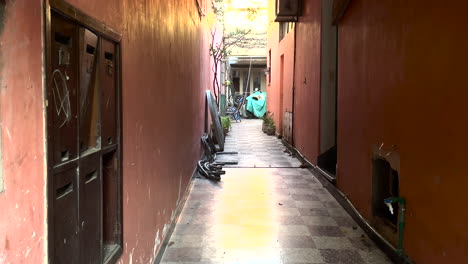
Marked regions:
[100,39,117,147]
[53,166,79,264]
[48,8,122,263]
[318,0,338,176]
[102,150,120,246]
[79,152,102,263]
[79,29,100,153]
[283,111,293,143]
[50,15,79,166]
[319,0,338,154]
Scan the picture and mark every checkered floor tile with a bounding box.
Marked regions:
[223,119,302,168]
[160,120,392,264]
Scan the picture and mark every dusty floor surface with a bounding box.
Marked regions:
[160,119,392,264]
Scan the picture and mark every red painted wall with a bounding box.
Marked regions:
[0,1,46,262]
[279,32,295,115]
[268,0,468,262]
[266,0,295,135]
[267,32,295,135]
[292,0,321,163]
[267,0,321,162]
[337,1,468,263]
[0,0,215,262]
[60,0,213,262]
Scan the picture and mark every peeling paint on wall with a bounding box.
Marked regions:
[129,247,135,264]
[0,132,3,193]
[0,0,5,195]
[162,223,170,237]
[170,210,176,223]
[151,229,160,263]
[0,0,45,262]
[177,174,182,206]
[55,0,214,262]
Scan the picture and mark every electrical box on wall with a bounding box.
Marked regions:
[275,0,301,22]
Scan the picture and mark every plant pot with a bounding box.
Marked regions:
[262,123,268,133]
[262,123,275,136]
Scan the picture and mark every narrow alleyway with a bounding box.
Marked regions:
[160,120,392,264]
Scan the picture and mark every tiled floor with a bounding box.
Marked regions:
[160,119,392,264]
[222,120,302,168]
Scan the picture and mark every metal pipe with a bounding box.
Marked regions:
[384,197,406,256]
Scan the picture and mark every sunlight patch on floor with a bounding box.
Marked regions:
[214,169,279,253]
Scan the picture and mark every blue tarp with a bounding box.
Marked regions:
[246,91,267,118]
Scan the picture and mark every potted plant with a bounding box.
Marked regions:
[262,112,276,136]
[221,116,231,136]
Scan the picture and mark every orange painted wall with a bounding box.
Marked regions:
[292,0,321,163]
[337,1,468,263]
[0,1,46,262]
[266,0,295,135]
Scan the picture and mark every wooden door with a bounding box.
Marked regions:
[47,4,122,263]
[49,14,80,263]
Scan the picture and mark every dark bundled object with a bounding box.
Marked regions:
[206,90,225,151]
[197,134,238,181]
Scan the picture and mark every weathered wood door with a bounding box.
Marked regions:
[47,8,122,263]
